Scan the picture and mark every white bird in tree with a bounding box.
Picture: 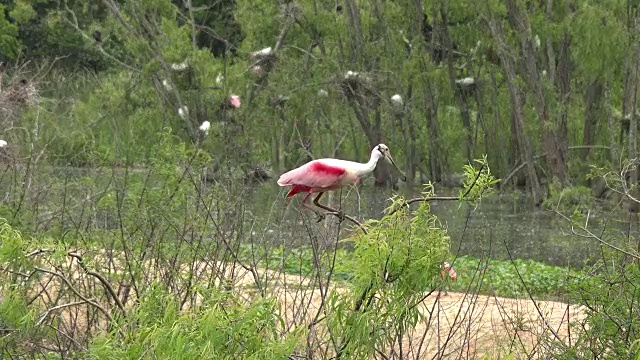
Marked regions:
[171,60,188,71]
[391,94,403,107]
[199,121,211,135]
[178,106,188,119]
[252,47,272,57]
[455,77,475,86]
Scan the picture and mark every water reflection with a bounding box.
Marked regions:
[250,182,640,270]
[15,166,640,270]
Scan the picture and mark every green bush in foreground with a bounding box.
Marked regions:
[89,285,300,360]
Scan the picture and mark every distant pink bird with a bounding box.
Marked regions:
[230,95,241,108]
[442,262,457,281]
[277,144,406,220]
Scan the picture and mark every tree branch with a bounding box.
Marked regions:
[36,300,90,326]
[553,210,640,259]
[321,211,368,234]
[67,252,126,313]
[32,267,118,329]
[388,163,486,215]
[63,2,140,73]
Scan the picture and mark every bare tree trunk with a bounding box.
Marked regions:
[440,2,473,163]
[582,79,604,161]
[395,82,417,186]
[486,13,542,204]
[627,12,640,211]
[555,32,571,182]
[342,0,395,185]
[348,92,390,185]
[344,0,365,65]
[488,66,510,180]
[505,0,567,185]
[414,0,443,182]
[605,82,619,165]
[544,0,557,84]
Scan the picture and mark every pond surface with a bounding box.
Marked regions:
[8,165,640,270]
[247,181,640,270]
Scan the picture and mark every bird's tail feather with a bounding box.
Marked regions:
[286,184,312,198]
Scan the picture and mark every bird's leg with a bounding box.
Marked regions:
[313,193,345,221]
[301,192,326,222]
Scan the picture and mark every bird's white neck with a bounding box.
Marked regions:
[354,149,384,177]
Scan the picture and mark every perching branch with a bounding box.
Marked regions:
[388,163,487,215]
[321,210,368,234]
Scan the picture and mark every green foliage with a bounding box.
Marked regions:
[459,155,500,203]
[0,4,22,60]
[563,259,640,359]
[0,220,26,267]
[354,196,450,294]
[5,0,640,357]
[543,181,595,213]
[0,222,38,354]
[570,1,626,80]
[449,255,584,299]
[89,285,300,359]
[8,0,36,24]
[325,194,451,358]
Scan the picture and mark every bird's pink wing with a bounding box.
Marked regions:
[277,160,346,189]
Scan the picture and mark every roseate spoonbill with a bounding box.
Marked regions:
[442,262,457,281]
[277,144,407,220]
[440,262,457,296]
[252,47,272,57]
[230,95,241,108]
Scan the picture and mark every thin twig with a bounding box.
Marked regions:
[67,252,126,313]
[321,211,368,234]
[553,210,640,259]
[36,300,90,326]
[502,238,568,347]
[389,164,486,215]
[32,267,117,329]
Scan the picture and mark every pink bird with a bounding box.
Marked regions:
[277,144,406,220]
[442,262,457,281]
[230,95,241,108]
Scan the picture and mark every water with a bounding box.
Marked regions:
[248,181,640,270]
[9,165,640,270]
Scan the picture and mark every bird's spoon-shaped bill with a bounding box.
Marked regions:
[384,153,407,182]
